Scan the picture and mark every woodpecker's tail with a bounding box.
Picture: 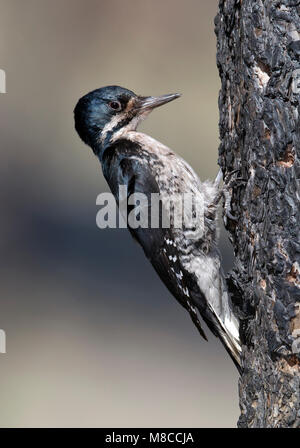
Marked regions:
[217,313,242,372]
[211,285,242,372]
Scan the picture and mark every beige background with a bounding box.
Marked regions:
[0,0,239,427]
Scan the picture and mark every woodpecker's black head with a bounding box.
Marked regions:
[74,85,180,156]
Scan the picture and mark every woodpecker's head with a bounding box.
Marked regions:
[74,85,180,156]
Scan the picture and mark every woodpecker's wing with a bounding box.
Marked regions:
[102,143,208,340]
[124,162,209,341]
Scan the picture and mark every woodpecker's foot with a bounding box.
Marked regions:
[222,170,247,221]
[223,169,243,187]
[208,170,246,220]
[223,187,238,221]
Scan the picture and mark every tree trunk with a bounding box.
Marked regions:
[215,0,300,428]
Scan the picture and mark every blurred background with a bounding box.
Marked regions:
[0,0,239,427]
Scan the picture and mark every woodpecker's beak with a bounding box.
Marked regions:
[135,93,181,112]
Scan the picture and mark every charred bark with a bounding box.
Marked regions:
[215,0,300,428]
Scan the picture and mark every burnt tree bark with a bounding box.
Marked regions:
[215,0,300,427]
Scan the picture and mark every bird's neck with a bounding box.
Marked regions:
[95,112,151,159]
[90,140,104,158]
[98,130,172,163]
[90,128,119,158]
[95,128,138,161]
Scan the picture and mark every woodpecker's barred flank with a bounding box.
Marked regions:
[74,85,241,370]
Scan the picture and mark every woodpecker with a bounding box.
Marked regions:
[74,85,241,369]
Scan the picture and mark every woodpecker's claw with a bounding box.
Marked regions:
[223,186,237,221]
[225,209,238,222]
[222,170,247,221]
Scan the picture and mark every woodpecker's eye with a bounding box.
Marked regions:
[109,101,122,111]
